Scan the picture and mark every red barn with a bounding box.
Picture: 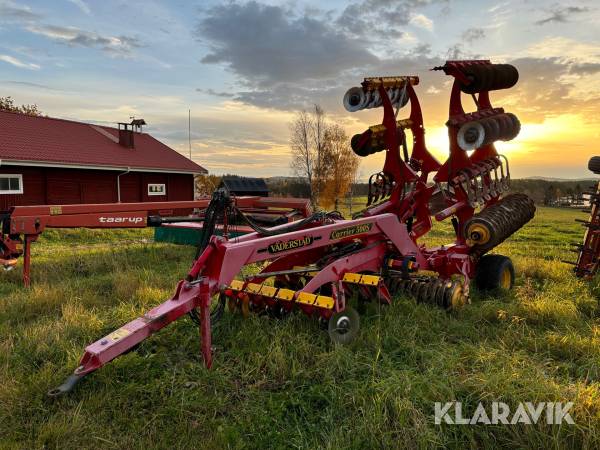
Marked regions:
[0,111,206,210]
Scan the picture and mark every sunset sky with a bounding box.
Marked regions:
[0,0,599,179]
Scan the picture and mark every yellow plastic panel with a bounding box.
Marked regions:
[296,292,317,305]
[275,289,295,301]
[314,295,335,309]
[361,275,380,286]
[229,280,244,290]
[245,283,262,294]
[259,285,277,297]
[343,273,362,283]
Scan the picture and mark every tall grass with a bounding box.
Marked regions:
[1,207,600,449]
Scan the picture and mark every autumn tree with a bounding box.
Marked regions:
[289,105,359,209]
[290,109,317,207]
[0,96,43,116]
[194,174,222,198]
[320,124,360,210]
[311,105,327,206]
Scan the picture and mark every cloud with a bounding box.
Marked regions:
[526,37,600,64]
[570,62,600,75]
[0,0,40,21]
[462,27,485,43]
[491,56,600,124]
[26,25,141,56]
[2,80,57,89]
[446,44,465,60]
[195,1,450,112]
[196,88,235,98]
[413,42,432,56]
[196,1,377,86]
[336,0,443,39]
[68,0,91,15]
[410,13,433,31]
[0,54,40,70]
[535,6,588,25]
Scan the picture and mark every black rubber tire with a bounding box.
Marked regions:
[589,156,600,175]
[328,306,360,345]
[474,254,515,291]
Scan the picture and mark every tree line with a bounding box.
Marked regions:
[267,178,596,207]
[0,96,43,116]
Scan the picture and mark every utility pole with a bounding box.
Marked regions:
[188,109,192,159]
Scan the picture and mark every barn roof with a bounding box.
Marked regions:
[0,110,207,174]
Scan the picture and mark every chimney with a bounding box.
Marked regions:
[118,122,134,148]
[130,118,146,132]
[117,118,146,148]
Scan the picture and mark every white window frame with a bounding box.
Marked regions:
[147,183,166,196]
[0,174,23,194]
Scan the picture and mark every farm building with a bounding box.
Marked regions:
[219,176,269,196]
[0,111,206,210]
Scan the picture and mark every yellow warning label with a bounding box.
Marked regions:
[50,206,62,215]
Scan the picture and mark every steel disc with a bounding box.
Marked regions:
[367,90,380,109]
[396,89,410,108]
[328,306,360,345]
[360,90,372,109]
[343,87,366,112]
[457,121,485,151]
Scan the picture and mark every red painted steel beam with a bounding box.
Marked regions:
[8,200,211,218]
[48,279,211,396]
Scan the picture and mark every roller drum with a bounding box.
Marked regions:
[351,129,405,157]
[504,113,521,140]
[343,87,367,112]
[386,276,467,309]
[457,113,521,150]
[457,121,485,151]
[464,193,535,255]
[343,86,410,112]
[351,133,375,157]
[460,64,519,94]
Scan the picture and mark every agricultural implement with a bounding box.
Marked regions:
[572,157,600,278]
[0,196,310,286]
[50,60,536,396]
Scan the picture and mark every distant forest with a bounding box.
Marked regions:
[197,174,595,207]
[267,177,596,206]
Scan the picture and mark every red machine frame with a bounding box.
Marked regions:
[1,197,311,286]
[50,60,531,396]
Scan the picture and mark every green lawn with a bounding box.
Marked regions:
[1,206,600,449]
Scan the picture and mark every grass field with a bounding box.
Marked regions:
[1,206,600,449]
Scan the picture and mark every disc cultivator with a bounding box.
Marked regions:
[50,60,536,396]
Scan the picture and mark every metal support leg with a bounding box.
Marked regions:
[23,235,32,287]
[199,279,213,368]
